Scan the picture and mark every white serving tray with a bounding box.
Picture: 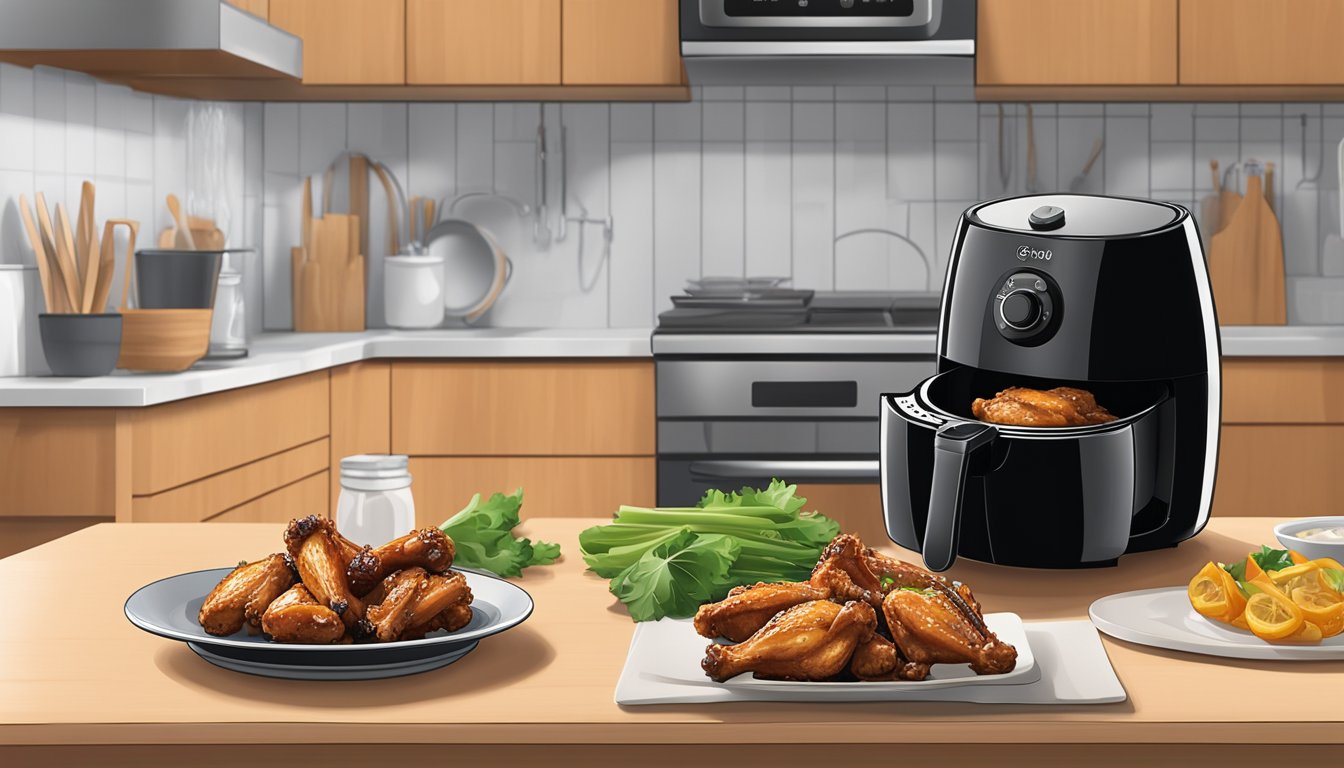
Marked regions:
[616,614,1126,706]
[1090,586,1344,661]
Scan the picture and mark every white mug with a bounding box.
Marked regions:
[384,254,445,329]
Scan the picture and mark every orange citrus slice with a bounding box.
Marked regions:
[1291,585,1344,638]
[1188,562,1245,623]
[1278,619,1324,645]
[1245,589,1304,641]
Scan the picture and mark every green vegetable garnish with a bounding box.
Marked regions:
[1324,568,1344,593]
[579,479,841,621]
[880,575,896,590]
[1248,544,1295,573]
[1221,559,1246,583]
[438,488,561,578]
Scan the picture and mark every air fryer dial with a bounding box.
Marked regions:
[993,271,1057,343]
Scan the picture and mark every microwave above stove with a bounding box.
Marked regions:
[681,0,976,84]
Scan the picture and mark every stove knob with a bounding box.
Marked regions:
[998,289,1042,330]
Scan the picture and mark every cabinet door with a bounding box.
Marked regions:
[562,0,683,86]
[407,0,562,85]
[1181,0,1344,85]
[977,0,1178,86]
[225,0,269,17]
[270,0,405,85]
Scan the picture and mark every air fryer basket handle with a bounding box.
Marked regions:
[923,422,999,572]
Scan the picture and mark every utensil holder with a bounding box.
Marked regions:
[38,312,122,377]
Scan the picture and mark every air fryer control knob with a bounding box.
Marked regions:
[999,290,1041,330]
[994,271,1057,343]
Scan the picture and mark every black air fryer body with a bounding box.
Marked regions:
[881,194,1221,570]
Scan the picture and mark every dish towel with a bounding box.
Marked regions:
[615,618,1126,706]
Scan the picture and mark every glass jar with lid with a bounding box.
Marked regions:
[335,454,416,547]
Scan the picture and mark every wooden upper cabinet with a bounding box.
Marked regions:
[269,0,406,85]
[977,0,1178,86]
[562,0,684,86]
[408,0,562,85]
[1180,0,1344,85]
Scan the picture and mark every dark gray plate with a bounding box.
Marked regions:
[125,567,533,679]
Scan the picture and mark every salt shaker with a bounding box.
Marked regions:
[335,454,416,547]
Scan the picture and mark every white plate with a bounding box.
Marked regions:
[628,612,1037,701]
[1090,586,1344,660]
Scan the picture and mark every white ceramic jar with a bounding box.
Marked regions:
[0,265,49,377]
[384,253,445,328]
[335,454,416,548]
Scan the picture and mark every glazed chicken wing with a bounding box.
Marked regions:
[882,585,1017,675]
[701,600,876,683]
[198,553,295,636]
[363,568,473,642]
[284,515,365,628]
[809,534,954,608]
[347,528,456,597]
[850,632,930,682]
[694,581,831,642]
[972,386,1116,427]
[260,583,345,644]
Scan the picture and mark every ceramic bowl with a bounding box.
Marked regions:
[1274,516,1344,562]
[38,313,123,377]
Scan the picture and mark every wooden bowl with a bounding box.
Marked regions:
[117,308,212,372]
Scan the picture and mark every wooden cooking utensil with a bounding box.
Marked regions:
[34,192,77,312]
[349,154,370,265]
[1219,163,1242,230]
[302,176,313,257]
[1199,160,1222,235]
[18,195,56,313]
[78,182,101,314]
[166,194,196,250]
[53,204,84,313]
[93,219,136,313]
[1208,165,1286,325]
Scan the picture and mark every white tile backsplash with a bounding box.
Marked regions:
[5,61,1344,331]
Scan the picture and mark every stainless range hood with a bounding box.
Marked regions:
[0,0,301,81]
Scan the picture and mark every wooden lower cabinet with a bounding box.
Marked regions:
[205,471,330,523]
[131,439,329,523]
[408,457,655,528]
[1214,425,1344,518]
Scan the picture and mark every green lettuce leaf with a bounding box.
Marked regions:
[439,488,561,578]
[609,531,741,622]
[1249,545,1294,573]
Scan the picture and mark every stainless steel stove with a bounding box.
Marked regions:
[653,288,939,505]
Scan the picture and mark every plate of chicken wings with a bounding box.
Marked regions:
[672,534,1033,695]
[124,515,534,680]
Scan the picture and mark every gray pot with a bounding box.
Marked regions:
[39,313,122,377]
[135,250,223,309]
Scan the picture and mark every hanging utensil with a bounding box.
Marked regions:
[1296,112,1324,190]
[1025,105,1040,193]
[1068,138,1105,193]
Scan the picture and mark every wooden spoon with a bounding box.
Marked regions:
[36,193,80,312]
[18,195,56,312]
[78,182,100,313]
[54,204,83,312]
[166,194,196,250]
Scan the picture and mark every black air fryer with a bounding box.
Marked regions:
[881,194,1221,571]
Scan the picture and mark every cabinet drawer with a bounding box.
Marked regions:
[977,0,1177,86]
[391,361,654,456]
[408,457,655,528]
[407,0,561,85]
[131,439,329,523]
[0,408,121,518]
[1181,0,1344,85]
[205,471,329,523]
[1222,359,1344,424]
[1215,425,1344,516]
[270,0,405,85]
[130,372,330,495]
[562,0,683,86]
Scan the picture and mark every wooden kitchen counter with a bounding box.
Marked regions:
[2,517,1341,767]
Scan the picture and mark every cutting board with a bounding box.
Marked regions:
[1208,173,1286,325]
[292,213,365,332]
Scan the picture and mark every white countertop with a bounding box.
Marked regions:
[0,324,1338,408]
[0,328,653,408]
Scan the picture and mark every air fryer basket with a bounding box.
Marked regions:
[882,366,1173,570]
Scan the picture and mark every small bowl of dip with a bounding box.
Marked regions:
[1275,516,1344,562]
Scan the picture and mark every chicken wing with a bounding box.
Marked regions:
[972,386,1116,427]
[284,515,365,628]
[694,581,831,642]
[850,633,930,682]
[346,528,456,597]
[198,553,295,636]
[362,568,473,642]
[809,534,952,608]
[882,585,1017,675]
[260,583,345,644]
[701,600,876,683]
